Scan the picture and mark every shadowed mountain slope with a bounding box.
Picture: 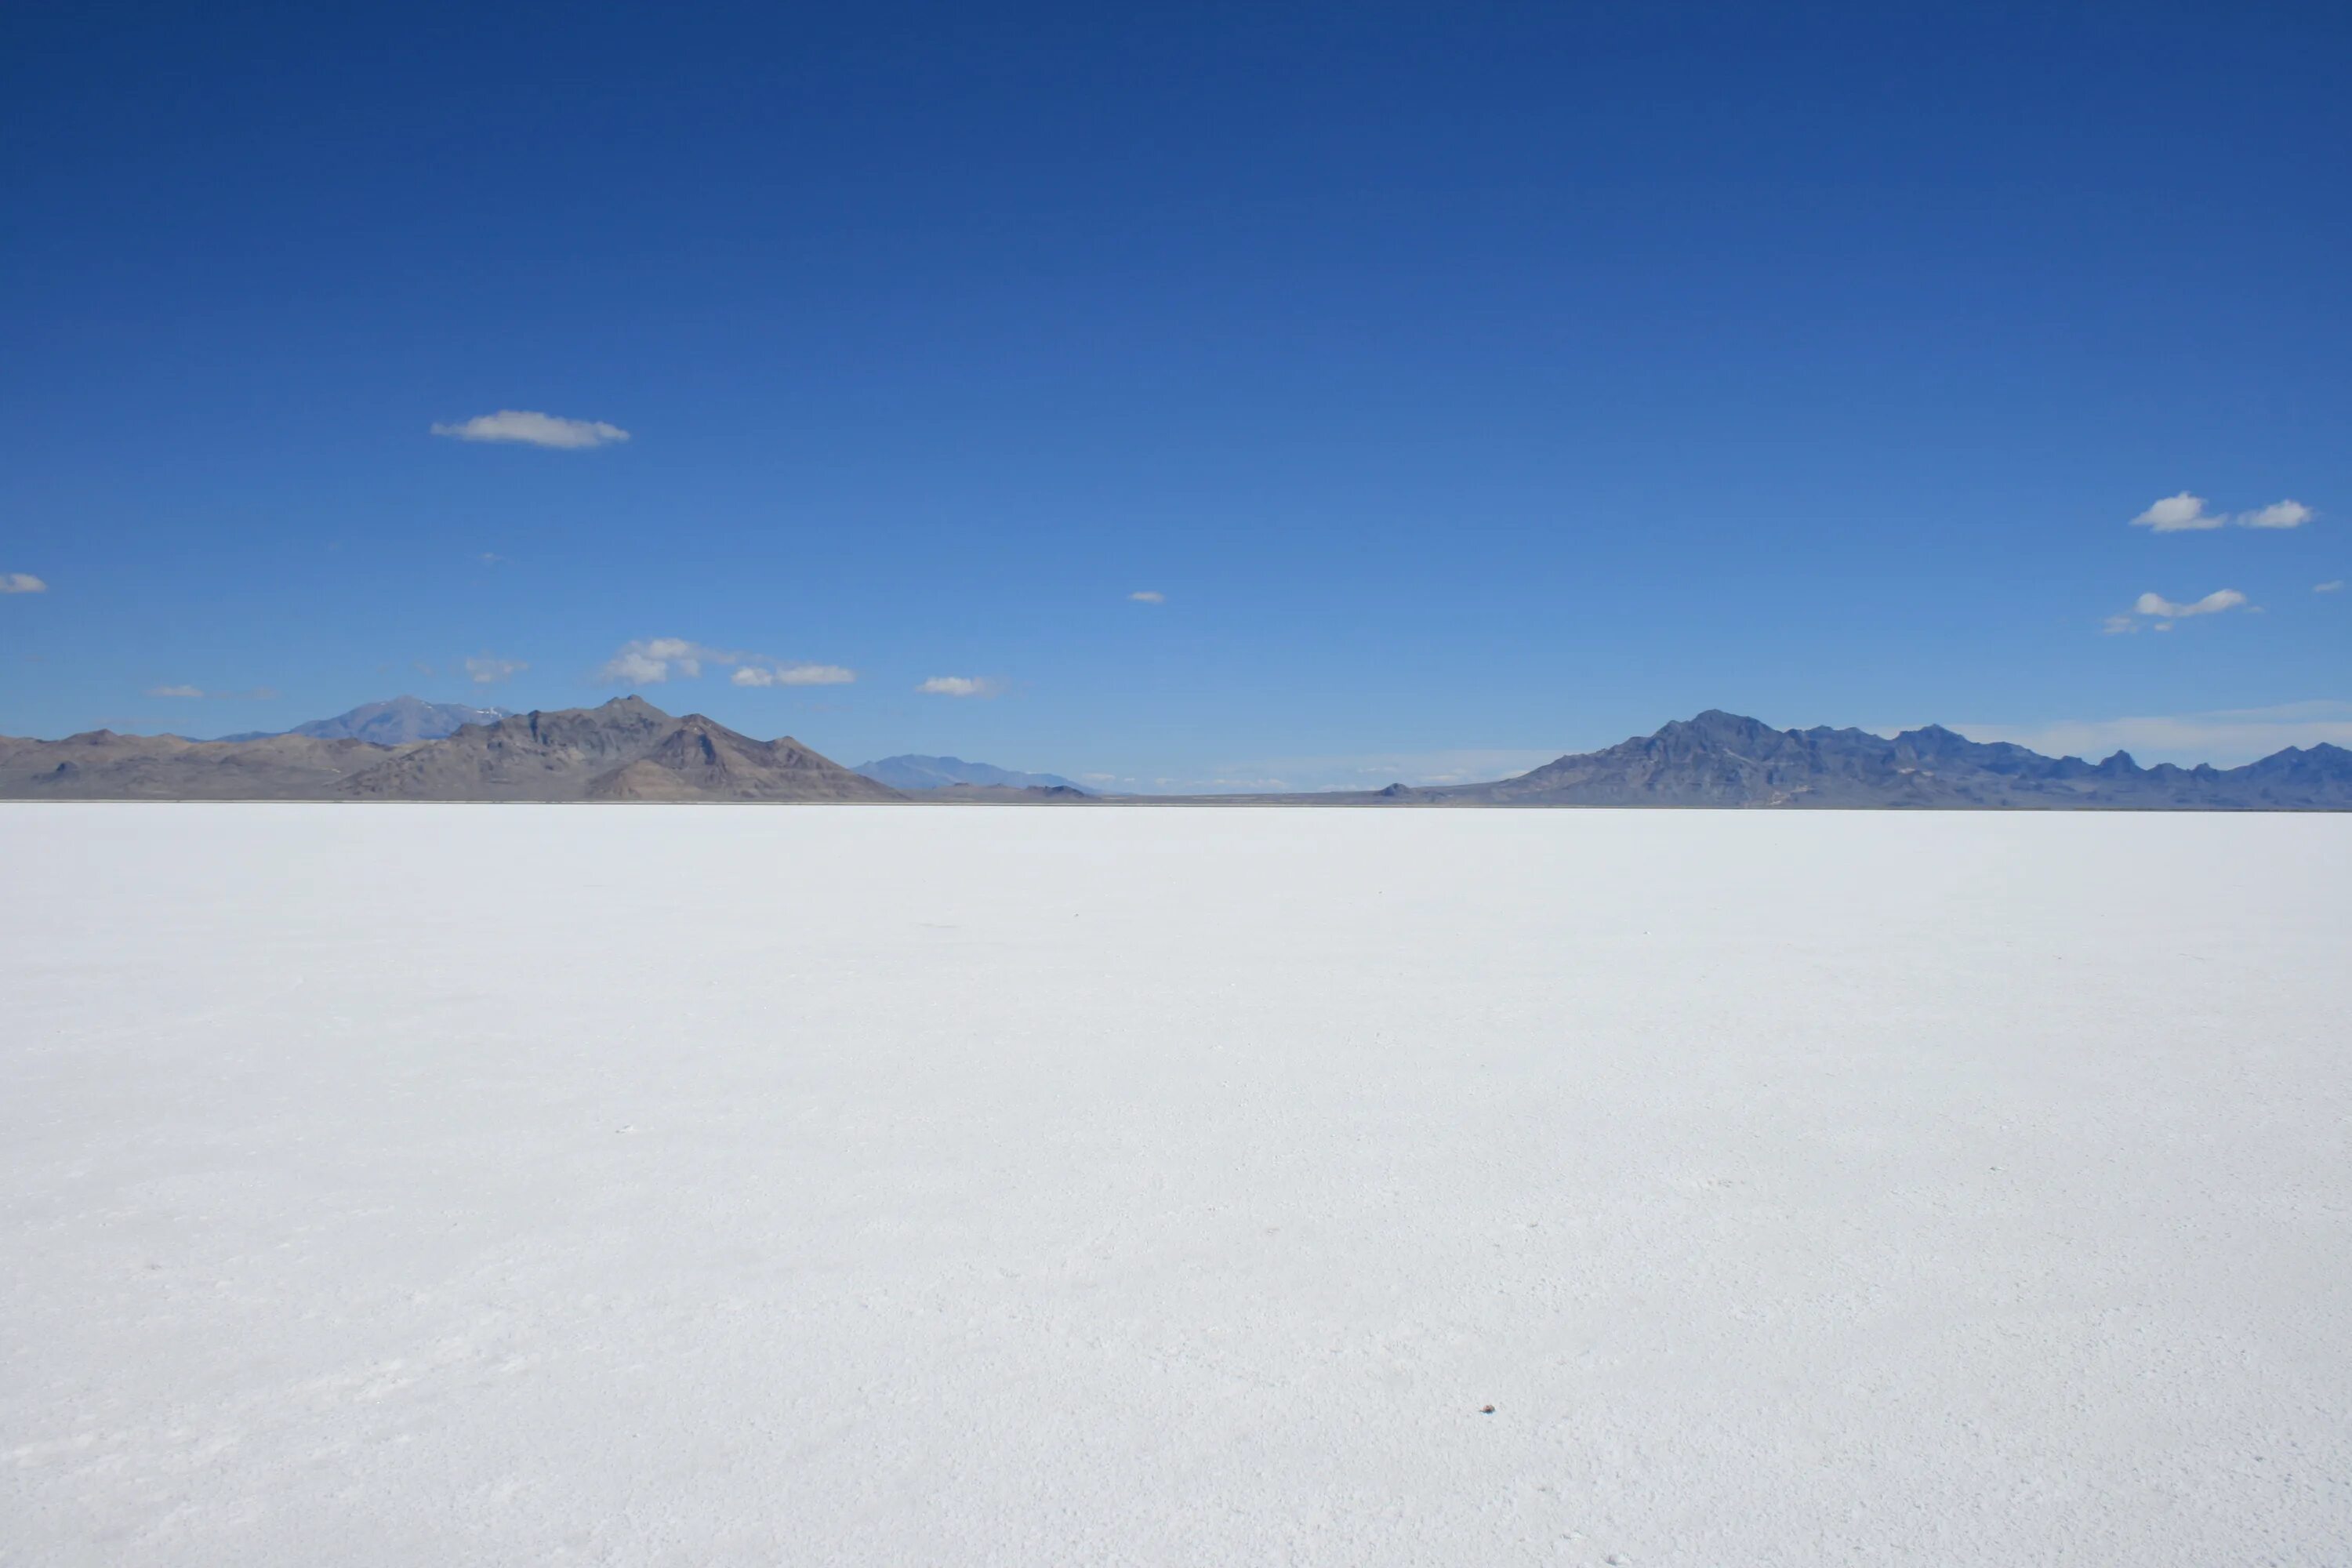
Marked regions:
[586,716,904,801]
[338,698,899,802]
[219,695,512,745]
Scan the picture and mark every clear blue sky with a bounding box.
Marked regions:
[4,2,2347,785]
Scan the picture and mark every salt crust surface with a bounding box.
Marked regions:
[3,805,2347,1566]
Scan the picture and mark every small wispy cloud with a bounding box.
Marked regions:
[2318,580,2346,593]
[431,410,630,449]
[0,572,47,593]
[477,552,507,567]
[463,655,528,685]
[145,684,279,701]
[918,676,1003,698]
[1129,590,1166,604]
[2129,492,2316,532]
[731,663,856,688]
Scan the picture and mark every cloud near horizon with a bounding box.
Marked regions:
[430,410,630,449]
[2318,580,2346,593]
[463,655,528,685]
[2129,492,2315,532]
[918,676,1002,698]
[1,572,48,593]
[599,637,855,688]
[600,637,715,684]
[731,663,856,687]
[145,684,279,701]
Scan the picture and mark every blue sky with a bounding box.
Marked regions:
[3,2,2347,786]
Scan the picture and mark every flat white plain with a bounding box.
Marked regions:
[3,805,2347,1566]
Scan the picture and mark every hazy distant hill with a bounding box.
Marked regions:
[904,782,1094,803]
[220,695,511,745]
[0,730,405,800]
[1375,710,2352,810]
[855,753,1087,792]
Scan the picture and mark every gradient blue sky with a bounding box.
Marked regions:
[4,2,2347,787]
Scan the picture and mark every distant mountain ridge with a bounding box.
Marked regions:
[1377,710,2352,810]
[2,698,898,802]
[855,753,1087,792]
[337,697,899,802]
[0,730,407,800]
[2,705,2346,807]
[220,695,511,745]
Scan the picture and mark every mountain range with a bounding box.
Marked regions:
[2,698,898,802]
[1364,710,2352,810]
[2,701,2347,807]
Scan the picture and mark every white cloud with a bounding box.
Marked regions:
[918,676,1002,698]
[602,649,668,684]
[2132,588,2248,619]
[147,684,206,699]
[1944,702,2352,768]
[731,663,856,688]
[597,637,728,684]
[1129,590,1166,604]
[430,410,630,449]
[2131,492,2226,532]
[2318,580,2346,593]
[2101,587,2250,633]
[2238,499,2313,530]
[1,572,48,593]
[464,655,528,685]
[600,637,853,688]
[2129,492,2318,532]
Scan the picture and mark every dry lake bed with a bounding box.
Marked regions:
[4,805,2347,1566]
